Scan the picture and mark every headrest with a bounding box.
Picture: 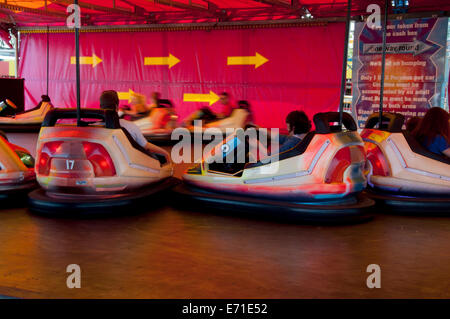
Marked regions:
[41,95,51,102]
[364,112,404,132]
[237,100,250,109]
[313,112,357,134]
[158,99,173,108]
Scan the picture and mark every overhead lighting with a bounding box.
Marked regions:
[391,0,409,14]
[301,7,313,19]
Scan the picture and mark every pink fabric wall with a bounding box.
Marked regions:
[19,24,345,128]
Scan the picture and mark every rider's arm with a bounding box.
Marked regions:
[443,148,450,158]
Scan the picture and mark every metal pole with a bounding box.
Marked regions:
[378,0,389,128]
[339,0,352,127]
[46,26,49,96]
[14,32,18,78]
[75,0,81,126]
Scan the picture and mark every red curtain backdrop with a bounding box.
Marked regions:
[19,24,345,128]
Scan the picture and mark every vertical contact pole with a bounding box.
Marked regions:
[75,0,81,126]
[46,26,49,96]
[14,32,18,78]
[339,0,352,127]
[378,0,389,128]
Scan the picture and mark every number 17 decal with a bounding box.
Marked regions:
[66,160,75,170]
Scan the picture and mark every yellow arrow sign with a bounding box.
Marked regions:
[144,53,180,69]
[70,54,102,68]
[227,52,268,69]
[183,91,219,106]
[117,89,135,103]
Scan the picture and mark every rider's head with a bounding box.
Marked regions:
[219,92,230,105]
[100,90,119,112]
[286,110,311,135]
[151,91,161,101]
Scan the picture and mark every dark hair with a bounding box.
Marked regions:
[238,100,252,122]
[41,95,51,102]
[413,107,450,145]
[237,100,250,109]
[405,116,421,133]
[151,91,161,100]
[100,90,119,111]
[286,110,311,134]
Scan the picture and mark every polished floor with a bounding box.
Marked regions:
[0,162,450,298]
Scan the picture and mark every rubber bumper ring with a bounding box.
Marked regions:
[0,180,37,203]
[0,124,43,133]
[365,189,450,215]
[173,183,375,224]
[28,177,180,216]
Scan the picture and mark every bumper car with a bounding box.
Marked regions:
[28,108,178,214]
[174,112,374,223]
[361,112,450,214]
[0,95,54,133]
[132,99,178,143]
[184,101,252,140]
[0,133,36,199]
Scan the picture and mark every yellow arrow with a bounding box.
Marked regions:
[70,54,103,68]
[183,91,219,106]
[144,53,180,69]
[227,52,268,69]
[117,89,135,103]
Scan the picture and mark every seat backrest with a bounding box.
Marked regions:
[42,108,120,129]
[157,99,173,108]
[403,131,450,165]
[15,95,53,115]
[365,112,404,132]
[245,131,316,169]
[313,112,357,134]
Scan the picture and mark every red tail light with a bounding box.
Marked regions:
[37,141,63,175]
[365,142,390,176]
[82,142,116,177]
[325,147,351,183]
[37,141,115,177]
[325,146,366,183]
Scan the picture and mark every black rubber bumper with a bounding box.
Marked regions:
[173,183,375,223]
[366,189,450,215]
[28,177,180,216]
[0,181,38,201]
[0,124,42,133]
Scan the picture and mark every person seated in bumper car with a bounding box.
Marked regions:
[149,91,161,109]
[237,100,253,124]
[119,91,150,120]
[274,110,312,154]
[183,105,218,127]
[250,110,311,159]
[100,90,171,161]
[405,116,421,134]
[413,107,450,158]
[216,92,235,118]
[183,92,237,127]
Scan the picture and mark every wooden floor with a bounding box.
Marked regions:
[0,162,450,298]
